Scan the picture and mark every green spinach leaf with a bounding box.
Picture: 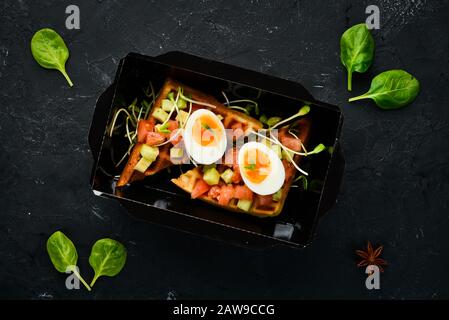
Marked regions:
[31,28,73,87]
[348,69,420,109]
[89,238,127,287]
[340,23,374,91]
[46,231,91,291]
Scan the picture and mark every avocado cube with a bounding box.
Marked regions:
[220,168,234,184]
[176,110,189,125]
[272,189,282,202]
[152,108,169,123]
[161,99,174,112]
[170,147,183,159]
[237,199,253,211]
[202,164,216,173]
[134,157,153,173]
[203,167,220,185]
[140,144,159,162]
[177,98,187,109]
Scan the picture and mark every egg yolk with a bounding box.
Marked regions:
[243,149,271,184]
[192,115,222,147]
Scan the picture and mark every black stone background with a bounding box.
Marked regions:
[1,0,448,299]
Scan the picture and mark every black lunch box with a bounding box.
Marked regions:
[89,51,344,248]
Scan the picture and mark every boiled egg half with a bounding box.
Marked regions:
[183,109,227,164]
[238,141,285,195]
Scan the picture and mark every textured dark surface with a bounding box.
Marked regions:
[1,0,448,299]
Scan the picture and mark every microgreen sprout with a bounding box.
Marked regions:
[292,175,308,190]
[157,122,171,134]
[229,106,250,114]
[287,128,299,139]
[128,98,139,123]
[179,90,217,109]
[279,143,309,176]
[221,91,230,106]
[125,117,133,144]
[109,82,155,167]
[249,130,309,176]
[143,81,154,98]
[137,106,144,122]
[267,117,282,127]
[225,99,259,115]
[190,156,198,167]
[268,105,310,131]
[109,108,133,137]
[222,91,259,115]
[115,143,135,167]
[288,128,307,153]
[143,83,156,119]
[298,105,310,116]
[307,144,326,155]
[271,133,325,157]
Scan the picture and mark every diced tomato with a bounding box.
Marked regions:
[208,185,221,199]
[146,131,165,146]
[170,129,183,145]
[234,185,253,201]
[159,120,179,139]
[218,185,234,206]
[191,178,211,199]
[231,169,242,184]
[282,160,295,181]
[167,120,178,131]
[137,119,155,143]
[257,195,273,207]
[230,159,242,183]
[279,128,301,151]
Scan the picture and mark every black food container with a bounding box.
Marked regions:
[89,52,344,248]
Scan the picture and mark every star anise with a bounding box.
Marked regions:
[356,241,387,272]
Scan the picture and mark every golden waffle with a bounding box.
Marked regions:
[172,118,312,217]
[116,78,263,187]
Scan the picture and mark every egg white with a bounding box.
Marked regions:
[238,142,285,195]
[183,109,227,165]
